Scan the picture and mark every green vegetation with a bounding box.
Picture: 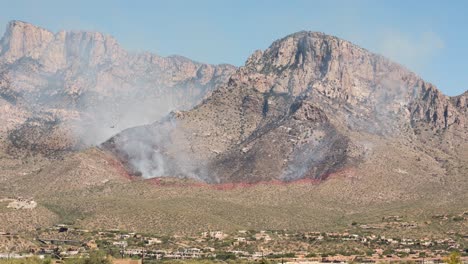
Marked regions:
[214,252,236,260]
[0,252,112,264]
[0,257,49,264]
[64,251,111,264]
[267,253,295,259]
[444,251,462,264]
[41,203,89,225]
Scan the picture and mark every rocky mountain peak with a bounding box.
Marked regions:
[0,21,236,155]
[0,20,54,62]
[0,20,126,70]
[246,31,341,70]
[452,90,467,111]
[238,31,414,97]
[231,31,466,132]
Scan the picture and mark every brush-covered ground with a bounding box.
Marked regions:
[0,130,466,237]
[0,26,466,241]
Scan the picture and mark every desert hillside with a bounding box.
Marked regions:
[0,24,466,237]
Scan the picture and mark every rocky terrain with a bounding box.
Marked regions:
[0,23,466,235]
[0,20,235,156]
[104,31,467,184]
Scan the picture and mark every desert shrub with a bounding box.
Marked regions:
[215,252,236,261]
[0,257,45,264]
[64,250,111,264]
[444,251,461,264]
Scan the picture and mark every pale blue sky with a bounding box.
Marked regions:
[1,0,466,96]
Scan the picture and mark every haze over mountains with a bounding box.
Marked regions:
[0,21,466,234]
[0,20,235,155]
[104,31,467,183]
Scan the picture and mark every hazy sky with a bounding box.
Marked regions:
[1,0,466,96]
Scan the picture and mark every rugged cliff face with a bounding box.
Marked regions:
[0,22,466,185]
[104,31,467,183]
[1,25,467,235]
[238,32,465,130]
[0,20,236,155]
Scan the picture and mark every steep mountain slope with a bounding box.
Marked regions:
[0,20,236,156]
[104,31,467,184]
[1,30,466,235]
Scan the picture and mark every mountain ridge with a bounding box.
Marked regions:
[0,22,466,235]
[0,20,236,157]
[103,30,466,183]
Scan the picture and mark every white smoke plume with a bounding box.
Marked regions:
[0,21,234,181]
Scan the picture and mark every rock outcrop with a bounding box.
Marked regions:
[0,20,236,155]
[1,22,465,184]
[104,31,467,183]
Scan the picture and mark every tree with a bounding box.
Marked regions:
[444,251,461,264]
[215,252,236,261]
[64,250,111,264]
[88,250,111,264]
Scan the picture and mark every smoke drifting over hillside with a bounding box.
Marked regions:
[0,20,235,161]
[103,30,466,184]
[73,92,179,146]
[103,117,211,180]
[2,22,466,184]
[112,122,173,178]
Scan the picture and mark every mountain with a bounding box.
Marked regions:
[0,25,466,235]
[0,20,235,157]
[103,31,467,184]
